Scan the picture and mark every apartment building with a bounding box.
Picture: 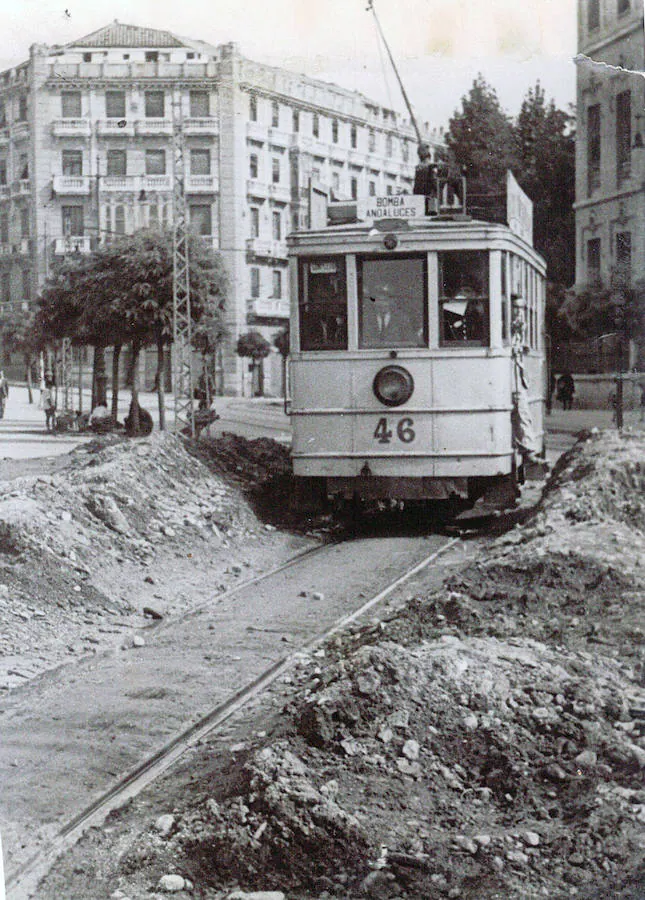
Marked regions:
[574,0,644,292]
[0,21,440,395]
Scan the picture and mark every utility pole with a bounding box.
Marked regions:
[171,88,195,437]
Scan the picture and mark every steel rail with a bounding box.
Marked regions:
[6,536,459,900]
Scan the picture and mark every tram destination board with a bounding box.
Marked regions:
[357,194,426,222]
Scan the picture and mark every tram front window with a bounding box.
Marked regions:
[299,257,348,351]
[439,251,490,346]
[358,256,427,349]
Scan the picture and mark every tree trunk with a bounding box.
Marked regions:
[25,355,33,404]
[92,344,108,409]
[111,343,122,422]
[130,338,141,434]
[156,336,166,432]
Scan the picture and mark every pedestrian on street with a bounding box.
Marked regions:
[556,372,575,410]
[40,379,57,432]
[0,370,8,419]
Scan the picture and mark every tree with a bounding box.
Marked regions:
[237,331,271,397]
[446,74,518,197]
[0,310,43,403]
[514,83,576,287]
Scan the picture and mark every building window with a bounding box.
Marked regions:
[82,52,92,62]
[107,149,127,176]
[588,0,600,29]
[190,149,211,175]
[616,90,631,184]
[617,0,630,14]
[1,273,10,303]
[61,91,81,118]
[385,134,393,156]
[587,237,601,284]
[189,204,212,236]
[18,95,27,122]
[350,177,358,200]
[312,113,319,137]
[272,210,281,240]
[19,154,28,180]
[189,91,209,118]
[272,270,282,298]
[0,102,5,128]
[369,180,375,196]
[616,231,631,281]
[332,171,340,195]
[332,119,339,143]
[587,104,601,195]
[0,212,8,244]
[350,124,357,148]
[368,130,376,152]
[62,205,84,236]
[249,154,258,179]
[145,91,165,118]
[62,150,83,176]
[272,158,280,183]
[145,149,166,175]
[0,159,6,185]
[250,207,259,238]
[145,51,159,63]
[271,101,279,128]
[402,141,410,162]
[114,205,125,235]
[105,91,126,118]
[386,184,393,195]
[20,206,29,238]
[22,269,30,300]
[439,251,489,346]
[292,109,299,132]
[250,267,260,298]
[359,255,428,349]
[249,94,257,121]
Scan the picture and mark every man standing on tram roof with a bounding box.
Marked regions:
[413,142,438,199]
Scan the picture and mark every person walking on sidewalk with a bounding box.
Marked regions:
[556,372,575,410]
[0,371,8,419]
[40,379,56,432]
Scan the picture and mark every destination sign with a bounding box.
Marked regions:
[357,194,426,222]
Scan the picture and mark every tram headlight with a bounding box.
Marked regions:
[372,365,414,407]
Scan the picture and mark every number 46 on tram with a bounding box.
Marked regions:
[286,176,547,513]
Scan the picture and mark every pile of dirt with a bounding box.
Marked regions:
[0,433,312,688]
[76,431,644,899]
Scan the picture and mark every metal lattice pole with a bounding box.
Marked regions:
[171,90,195,437]
[60,337,72,412]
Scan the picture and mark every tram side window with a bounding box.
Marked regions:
[358,255,427,348]
[501,252,509,344]
[439,251,489,346]
[299,257,347,351]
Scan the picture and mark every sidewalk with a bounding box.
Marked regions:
[546,406,643,435]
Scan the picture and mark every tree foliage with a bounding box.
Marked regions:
[236,331,271,360]
[560,277,645,342]
[273,327,290,359]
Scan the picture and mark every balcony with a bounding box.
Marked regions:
[12,121,30,141]
[16,238,31,255]
[183,117,218,135]
[53,175,91,195]
[141,174,172,192]
[247,178,268,198]
[51,118,91,137]
[267,128,289,148]
[246,120,266,142]
[267,182,291,203]
[54,236,91,255]
[49,61,219,81]
[185,174,218,193]
[135,119,173,136]
[100,175,135,193]
[12,179,30,197]
[249,298,289,319]
[246,238,287,260]
[97,119,135,137]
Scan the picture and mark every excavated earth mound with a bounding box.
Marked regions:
[58,430,643,900]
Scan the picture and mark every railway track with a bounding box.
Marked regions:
[4,533,461,900]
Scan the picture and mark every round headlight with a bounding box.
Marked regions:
[373,365,414,407]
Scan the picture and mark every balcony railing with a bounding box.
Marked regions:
[246,238,287,260]
[97,119,135,137]
[248,298,289,318]
[99,175,174,193]
[183,117,218,135]
[49,61,219,81]
[12,121,30,141]
[54,236,91,255]
[141,174,172,191]
[185,174,218,193]
[135,119,173,136]
[53,175,91,195]
[12,179,30,197]
[267,182,291,203]
[51,118,91,137]
[247,178,268,198]
[246,120,266,141]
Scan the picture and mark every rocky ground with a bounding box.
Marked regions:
[28,428,645,900]
[0,432,316,690]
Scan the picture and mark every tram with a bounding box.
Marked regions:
[286,178,547,511]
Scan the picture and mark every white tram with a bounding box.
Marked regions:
[286,184,547,511]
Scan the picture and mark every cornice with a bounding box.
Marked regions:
[45,78,220,91]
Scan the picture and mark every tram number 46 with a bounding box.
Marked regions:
[373,417,415,444]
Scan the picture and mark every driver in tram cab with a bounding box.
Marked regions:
[363,296,417,346]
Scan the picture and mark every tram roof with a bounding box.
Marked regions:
[287,216,547,273]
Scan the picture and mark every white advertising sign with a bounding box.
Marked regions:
[357,194,426,223]
[506,171,533,246]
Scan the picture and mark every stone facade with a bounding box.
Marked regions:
[574,0,644,291]
[0,22,441,396]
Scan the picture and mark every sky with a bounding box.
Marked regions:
[0,0,578,128]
